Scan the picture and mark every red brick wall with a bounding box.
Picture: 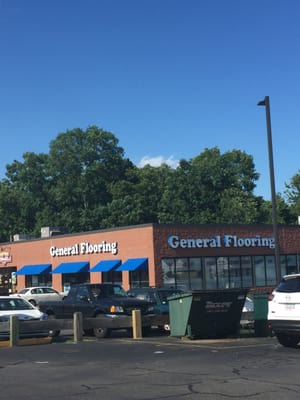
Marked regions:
[2,223,300,292]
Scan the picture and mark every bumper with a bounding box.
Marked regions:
[268,319,300,335]
[83,314,155,331]
[240,311,254,328]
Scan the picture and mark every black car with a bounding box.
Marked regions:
[127,287,184,332]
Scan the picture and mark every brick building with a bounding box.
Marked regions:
[1,223,300,294]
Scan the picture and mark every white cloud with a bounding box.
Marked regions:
[138,155,179,169]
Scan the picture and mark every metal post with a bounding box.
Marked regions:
[10,315,19,347]
[73,312,83,343]
[258,96,281,283]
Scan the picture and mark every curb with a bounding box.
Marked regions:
[0,337,52,348]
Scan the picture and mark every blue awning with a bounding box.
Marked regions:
[116,258,148,272]
[51,261,89,274]
[90,259,122,273]
[15,264,52,276]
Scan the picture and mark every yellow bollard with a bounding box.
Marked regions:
[132,309,142,339]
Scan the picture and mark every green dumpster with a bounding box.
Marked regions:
[169,289,247,339]
[253,293,271,337]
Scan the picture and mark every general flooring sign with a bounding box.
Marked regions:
[50,241,118,257]
[167,234,275,250]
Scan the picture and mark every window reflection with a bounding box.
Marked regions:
[204,257,217,290]
[161,254,297,290]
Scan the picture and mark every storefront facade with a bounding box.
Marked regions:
[1,223,300,294]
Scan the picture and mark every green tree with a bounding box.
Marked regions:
[159,148,262,224]
[0,128,296,243]
[0,182,23,242]
[46,126,135,231]
[285,171,300,220]
[104,164,172,227]
[2,152,50,237]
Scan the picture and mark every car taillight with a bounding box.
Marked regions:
[268,293,274,301]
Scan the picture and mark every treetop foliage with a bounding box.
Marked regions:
[0,126,298,243]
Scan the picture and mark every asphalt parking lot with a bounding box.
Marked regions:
[1,331,300,400]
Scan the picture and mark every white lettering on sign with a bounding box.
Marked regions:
[168,235,222,249]
[205,301,232,313]
[167,234,275,250]
[50,241,118,257]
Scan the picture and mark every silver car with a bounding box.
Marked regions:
[13,287,65,306]
[0,296,48,339]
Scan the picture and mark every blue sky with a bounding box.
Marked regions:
[0,0,299,200]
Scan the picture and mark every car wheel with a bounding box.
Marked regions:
[29,299,37,306]
[93,326,110,338]
[93,315,110,338]
[276,333,300,348]
[48,315,61,337]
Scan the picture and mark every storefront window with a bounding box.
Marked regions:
[161,254,293,290]
[229,257,242,288]
[162,259,176,287]
[102,271,122,286]
[62,273,90,290]
[162,258,203,290]
[280,255,287,277]
[189,258,203,290]
[175,258,189,290]
[254,256,266,286]
[265,256,276,285]
[129,269,149,288]
[280,255,298,277]
[216,257,229,289]
[241,256,253,287]
[25,274,52,288]
[204,257,217,290]
[287,255,298,275]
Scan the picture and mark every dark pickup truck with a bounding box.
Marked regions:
[38,283,155,338]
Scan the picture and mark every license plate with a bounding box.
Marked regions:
[285,304,295,310]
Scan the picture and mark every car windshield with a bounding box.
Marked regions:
[0,298,34,310]
[276,277,300,293]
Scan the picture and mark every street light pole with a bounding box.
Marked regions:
[257,96,281,283]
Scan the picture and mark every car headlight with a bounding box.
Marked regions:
[148,305,155,312]
[109,305,124,313]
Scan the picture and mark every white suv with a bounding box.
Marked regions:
[268,274,300,347]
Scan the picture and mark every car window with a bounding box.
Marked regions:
[276,278,300,292]
[128,291,155,302]
[158,290,182,303]
[136,294,151,302]
[76,287,90,301]
[0,298,34,310]
[44,288,57,294]
[112,285,127,297]
[18,288,29,294]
